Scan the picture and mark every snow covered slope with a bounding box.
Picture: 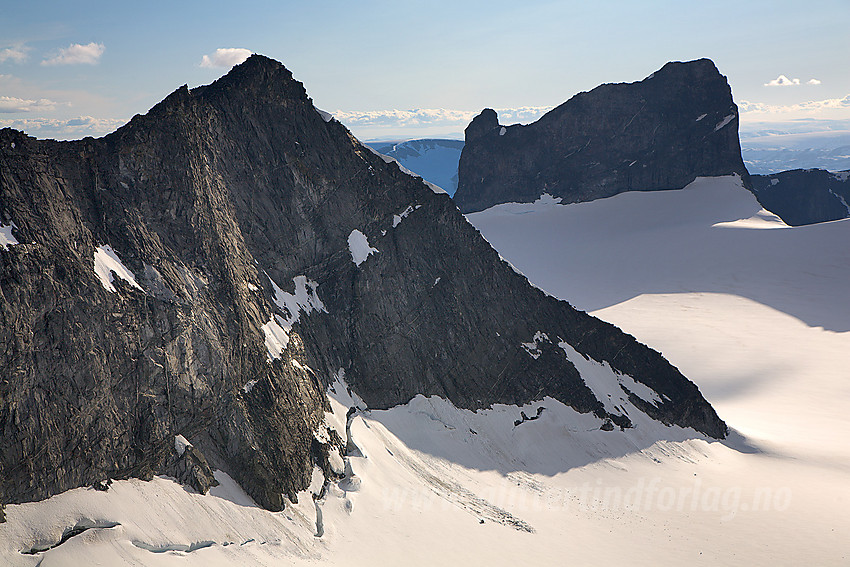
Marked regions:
[469,175,849,332]
[468,175,850,558]
[3,175,847,565]
[367,139,463,195]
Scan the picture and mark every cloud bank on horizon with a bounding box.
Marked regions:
[5,95,850,140]
[332,106,555,139]
[328,96,850,139]
[738,94,850,121]
[0,116,128,137]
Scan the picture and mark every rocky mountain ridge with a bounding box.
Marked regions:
[750,168,850,225]
[0,55,725,516]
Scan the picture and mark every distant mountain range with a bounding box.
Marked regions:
[367,125,850,196]
[367,133,850,195]
[366,139,463,195]
[740,121,850,174]
[370,112,850,225]
[453,59,747,213]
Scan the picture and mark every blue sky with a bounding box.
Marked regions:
[1,0,848,140]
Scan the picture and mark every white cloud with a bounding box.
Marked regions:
[0,46,29,64]
[764,75,801,87]
[807,78,822,85]
[0,96,64,113]
[0,116,127,139]
[738,94,850,122]
[739,94,850,114]
[199,48,252,68]
[42,43,105,66]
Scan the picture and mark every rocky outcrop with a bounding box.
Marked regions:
[168,438,219,496]
[750,169,850,225]
[0,55,725,513]
[454,59,749,213]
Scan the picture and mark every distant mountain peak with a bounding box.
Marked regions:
[465,108,499,142]
[455,58,749,213]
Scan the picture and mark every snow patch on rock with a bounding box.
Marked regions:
[557,341,662,414]
[714,113,735,132]
[261,317,291,360]
[94,245,143,293]
[520,331,550,359]
[0,222,19,250]
[392,204,421,228]
[348,230,378,266]
[174,435,192,456]
[260,274,326,360]
[828,187,850,215]
[314,106,333,122]
[269,275,326,321]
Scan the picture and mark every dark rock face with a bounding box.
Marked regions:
[750,169,850,226]
[0,55,725,512]
[455,59,749,213]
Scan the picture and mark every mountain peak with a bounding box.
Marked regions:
[646,58,727,91]
[464,108,500,143]
[654,57,720,76]
[455,58,746,212]
[193,53,304,100]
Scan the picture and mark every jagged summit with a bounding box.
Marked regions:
[644,57,721,80]
[0,55,724,515]
[454,58,749,213]
[93,55,307,148]
[188,54,305,101]
[464,108,499,142]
